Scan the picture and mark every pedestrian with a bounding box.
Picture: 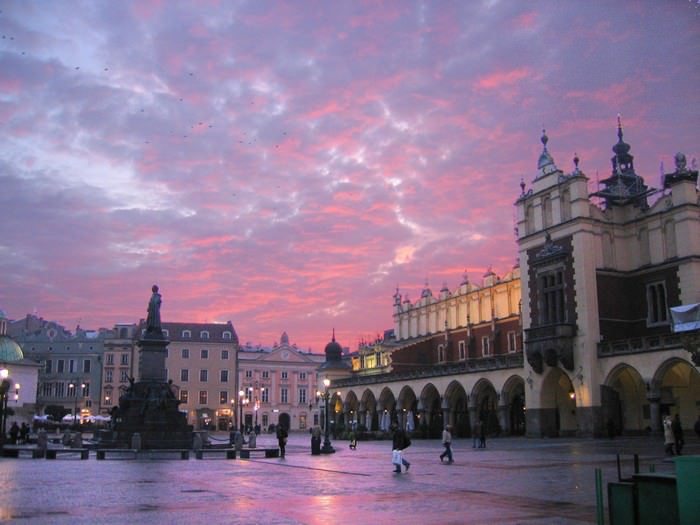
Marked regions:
[479,419,486,449]
[19,422,29,444]
[349,429,357,450]
[440,424,454,464]
[9,422,19,444]
[472,420,480,448]
[663,415,675,455]
[391,424,411,473]
[276,424,288,458]
[671,414,684,455]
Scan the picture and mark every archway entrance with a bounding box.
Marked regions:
[540,368,577,437]
[603,365,646,436]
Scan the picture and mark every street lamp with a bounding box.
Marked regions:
[68,380,86,426]
[238,389,245,431]
[0,368,10,446]
[230,399,235,430]
[320,378,335,454]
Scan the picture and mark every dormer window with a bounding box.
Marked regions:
[182,330,191,339]
[200,331,210,340]
[222,331,232,340]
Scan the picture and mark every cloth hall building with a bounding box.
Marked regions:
[330,122,700,439]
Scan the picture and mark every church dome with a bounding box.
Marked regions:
[0,336,24,362]
[324,331,343,362]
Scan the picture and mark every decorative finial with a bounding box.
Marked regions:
[692,157,698,171]
[520,177,526,194]
[617,113,623,141]
[573,152,580,172]
[541,128,548,149]
[332,327,336,342]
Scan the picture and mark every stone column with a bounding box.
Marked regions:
[648,394,661,434]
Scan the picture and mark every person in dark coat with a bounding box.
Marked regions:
[9,422,19,444]
[276,424,288,458]
[391,425,411,473]
[672,414,684,455]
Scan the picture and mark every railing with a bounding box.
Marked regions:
[332,353,524,388]
[597,334,681,357]
[525,323,577,341]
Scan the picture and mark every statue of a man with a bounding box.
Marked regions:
[146,285,162,333]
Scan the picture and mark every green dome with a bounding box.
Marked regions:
[0,336,24,362]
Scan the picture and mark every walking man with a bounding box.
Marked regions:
[440,424,454,464]
[391,424,411,473]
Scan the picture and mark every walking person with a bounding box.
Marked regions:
[440,424,454,464]
[479,419,486,449]
[276,424,288,458]
[663,415,675,455]
[671,414,684,455]
[472,420,480,448]
[391,424,411,473]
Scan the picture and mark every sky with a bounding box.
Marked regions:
[1,1,699,352]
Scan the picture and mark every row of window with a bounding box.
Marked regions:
[436,331,519,362]
[244,370,305,380]
[178,387,308,405]
[105,354,129,366]
[179,348,229,360]
[44,358,92,374]
[179,369,230,383]
[141,329,233,340]
[41,381,91,398]
[103,368,131,383]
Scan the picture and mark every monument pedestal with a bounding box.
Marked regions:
[110,332,193,449]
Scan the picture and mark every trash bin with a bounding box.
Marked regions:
[675,455,700,525]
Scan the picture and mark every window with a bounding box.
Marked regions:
[199,391,208,405]
[55,382,65,397]
[104,394,112,406]
[298,388,307,404]
[245,370,253,379]
[437,344,445,363]
[200,349,209,359]
[200,369,208,382]
[105,369,113,382]
[200,331,209,340]
[45,360,52,374]
[83,360,91,373]
[647,282,669,326]
[69,359,76,373]
[106,354,114,365]
[220,370,229,383]
[221,350,229,360]
[120,354,129,366]
[507,331,518,353]
[180,390,189,403]
[182,348,189,359]
[223,331,232,340]
[181,369,189,382]
[262,371,269,379]
[281,388,288,404]
[42,382,53,397]
[539,269,566,324]
[82,383,90,397]
[458,341,466,360]
[481,336,491,357]
[182,330,191,339]
[281,371,288,380]
[162,329,169,337]
[299,372,306,380]
[120,369,129,382]
[219,391,228,405]
[261,388,269,403]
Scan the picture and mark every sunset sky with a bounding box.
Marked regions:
[1,1,699,352]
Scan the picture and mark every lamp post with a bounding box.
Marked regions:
[68,380,86,426]
[230,399,235,430]
[0,368,10,446]
[238,390,245,431]
[320,378,335,454]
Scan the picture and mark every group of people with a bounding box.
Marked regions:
[6,422,30,444]
[663,413,686,455]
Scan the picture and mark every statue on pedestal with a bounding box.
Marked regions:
[146,285,162,335]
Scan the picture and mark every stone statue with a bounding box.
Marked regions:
[146,285,162,334]
[674,152,687,173]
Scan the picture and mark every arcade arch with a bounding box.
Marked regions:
[602,364,646,435]
[540,367,577,437]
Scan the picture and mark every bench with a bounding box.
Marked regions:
[45,448,89,460]
[195,448,237,460]
[96,449,138,460]
[1,447,44,459]
[238,448,279,459]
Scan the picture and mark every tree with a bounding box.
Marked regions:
[44,405,69,422]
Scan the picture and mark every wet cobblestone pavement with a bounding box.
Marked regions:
[0,434,697,524]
